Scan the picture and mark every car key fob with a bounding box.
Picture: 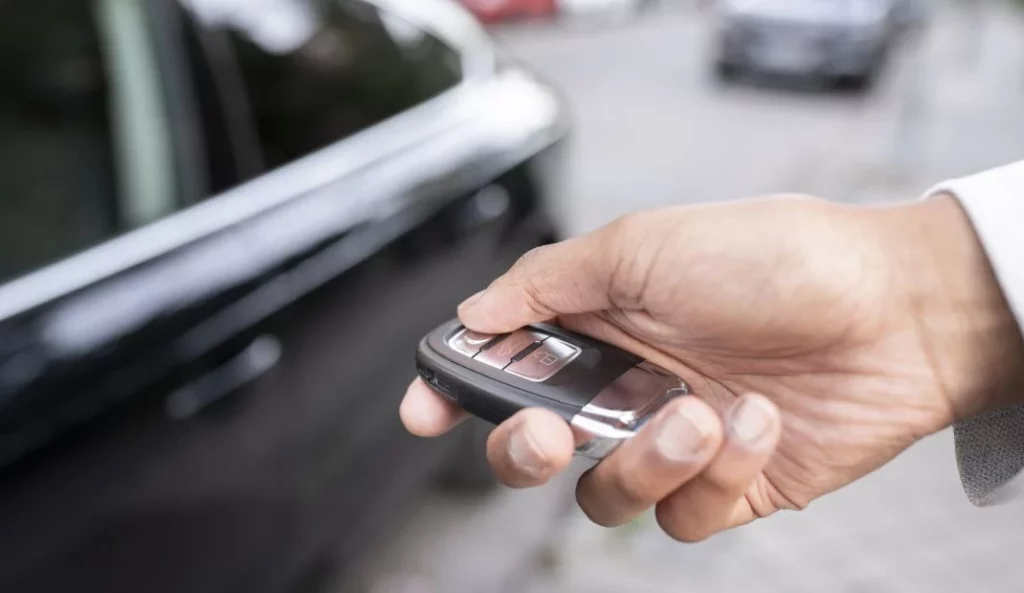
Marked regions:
[415,318,690,460]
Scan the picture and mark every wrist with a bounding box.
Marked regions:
[869,194,1024,421]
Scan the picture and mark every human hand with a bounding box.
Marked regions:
[401,194,1024,541]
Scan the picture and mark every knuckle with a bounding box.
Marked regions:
[770,487,812,512]
[608,211,640,232]
[503,246,560,319]
[602,211,659,304]
[743,478,787,518]
[605,211,648,244]
[520,274,555,317]
[512,245,549,272]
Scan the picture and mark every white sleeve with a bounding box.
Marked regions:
[926,159,1024,506]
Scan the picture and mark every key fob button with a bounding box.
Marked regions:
[447,328,498,357]
[506,337,581,382]
[475,330,548,369]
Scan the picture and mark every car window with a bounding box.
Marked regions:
[0,0,178,284]
[176,0,464,176]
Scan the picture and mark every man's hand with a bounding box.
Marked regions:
[400,194,1024,542]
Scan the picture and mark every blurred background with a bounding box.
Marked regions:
[0,0,1023,592]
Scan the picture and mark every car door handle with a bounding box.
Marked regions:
[164,335,282,420]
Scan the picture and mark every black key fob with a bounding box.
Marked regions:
[415,318,690,460]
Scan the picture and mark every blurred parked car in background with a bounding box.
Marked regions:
[458,0,558,23]
[713,0,915,90]
[0,0,564,591]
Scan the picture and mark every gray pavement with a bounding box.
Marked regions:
[529,433,1024,593]
[495,2,921,231]
[363,2,1024,592]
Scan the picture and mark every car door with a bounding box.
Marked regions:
[158,0,567,588]
[0,1,564,593]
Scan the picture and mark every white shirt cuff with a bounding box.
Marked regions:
[926,160,1024,329]
[926,159,1024,506]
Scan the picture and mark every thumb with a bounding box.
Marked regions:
[458,220,633,333]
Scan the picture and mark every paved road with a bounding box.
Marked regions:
[362,2,1024,592]
[495,4,917,233]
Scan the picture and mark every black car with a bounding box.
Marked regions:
[0,0,565,591]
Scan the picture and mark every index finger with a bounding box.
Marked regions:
[457,218,634,334]
[400,378,469,437]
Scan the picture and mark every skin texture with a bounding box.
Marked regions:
[400,193,1024,542]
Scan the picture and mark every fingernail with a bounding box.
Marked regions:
[508,424,547,478]
[459,290,486,310]
[655,405,710,462]
[729,396,774,445]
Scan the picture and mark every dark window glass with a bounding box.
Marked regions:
[0,3,115,283]
[177,0,464,175]
[0,1,179,283]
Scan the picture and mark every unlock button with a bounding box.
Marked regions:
[506,337,581,382]
[475,330,547,369]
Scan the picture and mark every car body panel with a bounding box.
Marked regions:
[0,0,565,591]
